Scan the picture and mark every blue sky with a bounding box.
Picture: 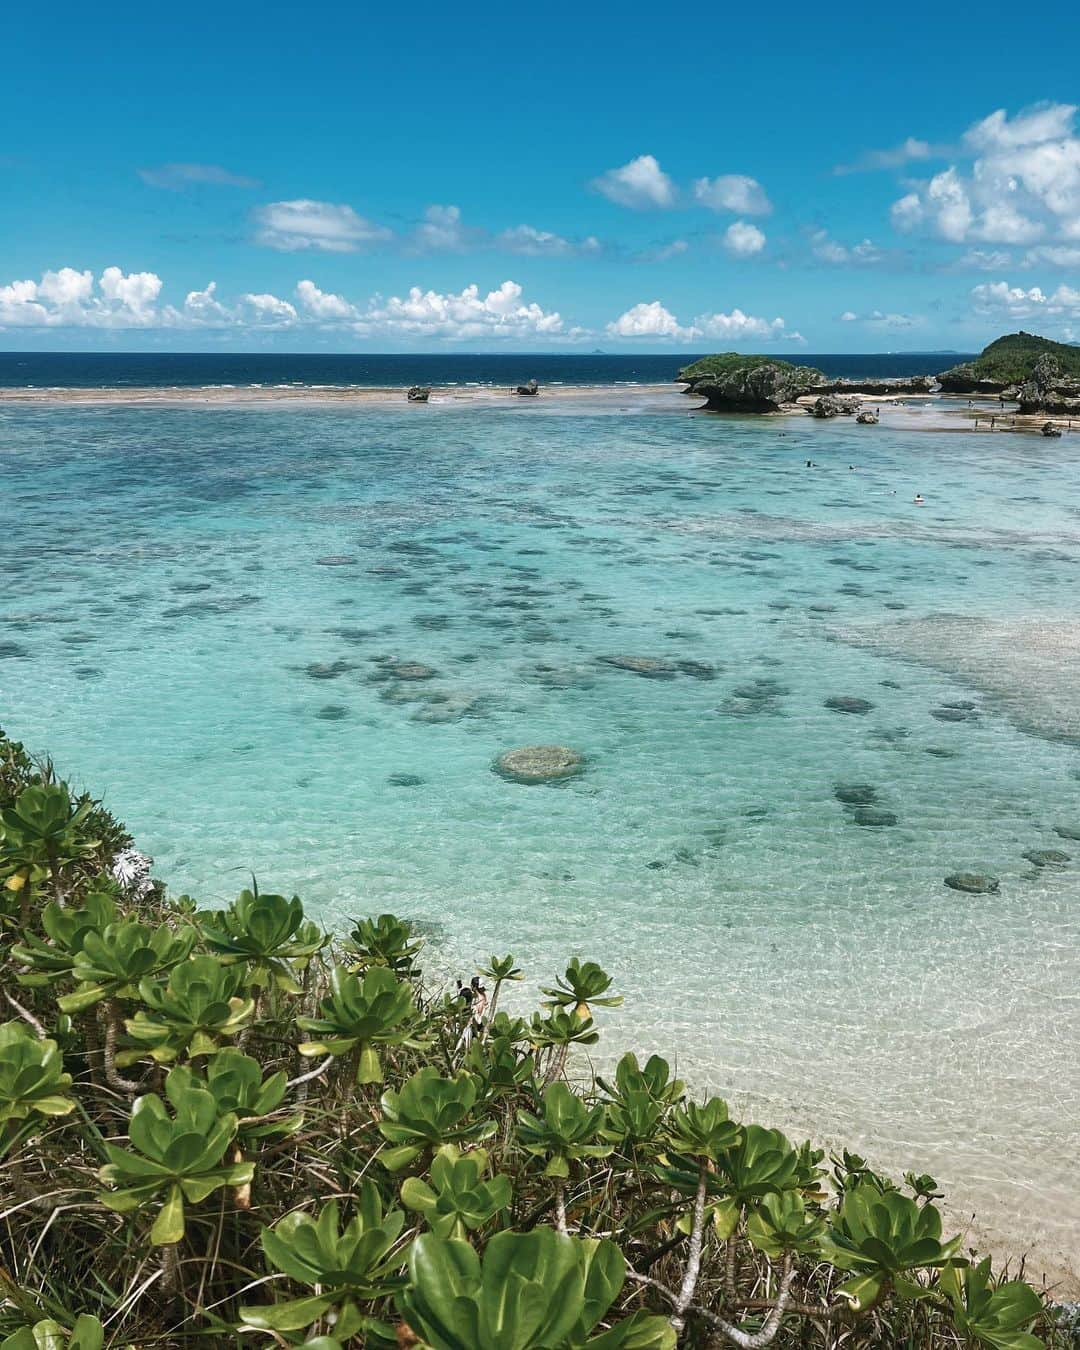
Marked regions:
[2,0,1078,352]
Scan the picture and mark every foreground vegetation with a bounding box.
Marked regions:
[0,727,1072,1348]
[938,332,1080,389]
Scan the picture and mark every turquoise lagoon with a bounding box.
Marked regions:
[1,390,1078,1276]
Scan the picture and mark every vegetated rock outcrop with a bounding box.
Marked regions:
[1017,354,1080,415]
[677,354,825,411]
[938,330,1080,393]
[677,355,934,413]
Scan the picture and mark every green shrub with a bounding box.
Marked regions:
[0,729,1065,1348]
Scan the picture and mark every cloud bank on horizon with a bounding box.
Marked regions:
[3,77,1080,349]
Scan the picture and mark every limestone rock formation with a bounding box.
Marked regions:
[812,394,860,419]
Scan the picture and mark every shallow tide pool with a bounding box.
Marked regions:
[2,393,1078,1280]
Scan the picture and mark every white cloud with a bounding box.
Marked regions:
[355,280,569,341]
[809,230,884,266]
[254,200,393,252]
[1021,244,1080,269]
[181,282,233,324]
[723,221,766,257]
[638,239,689,263]
[409,204,474,253]
[891,103,1080,246]
[965,103,1076,152]
[954,248,1013,271]
[241,292,298,325]
[970,279,1080,318]
[837,308,922,329]
[495,224,601,257]
[834,137,937,175]
[606,301,695,340]
[0,268,574,342]
[591,155,676,209]
[99,266,162,319]
[139,162,259,190]
[295,279,358,320]
[0,267,165,328]
[693,174,772,215]
[605,300,795,343]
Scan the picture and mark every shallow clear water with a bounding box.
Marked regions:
[2,393,1078,1275]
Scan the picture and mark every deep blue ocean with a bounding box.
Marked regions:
[0,350,973,388]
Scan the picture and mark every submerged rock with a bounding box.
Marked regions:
[1052,824,1080,841]
[834,783,878,806]
[676,659,718,680]
[930,706,977,722]
[494,745,584,785]
[387,773,425,787]
[850,808,898,828]
[1021,848,1070,867]
[315,704,349,721]
[825,695,875,715]
[316,555,359,566]
[598,655,678,679]
[944,873,1000,894]
[856,409,879,425]
[304,659,355,680]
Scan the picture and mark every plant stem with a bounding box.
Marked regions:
[554,1180,568,1235]
[671,1159,708,1333]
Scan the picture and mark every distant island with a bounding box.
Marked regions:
[679,331,1080,417]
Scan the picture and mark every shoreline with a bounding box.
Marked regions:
[0,382,1073,435]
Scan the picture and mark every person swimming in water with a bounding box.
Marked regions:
[914,493,925,506]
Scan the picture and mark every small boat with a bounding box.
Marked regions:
[407,386,431,403]
[513,379,540,397]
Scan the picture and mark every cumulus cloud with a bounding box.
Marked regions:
[891,103,1080,247]
[591,155,676,209]
[181,282,233,323]
[605,301,694,340]
[254,200,393,252]
[0,267,168,328]
[722,221,766,257]
[355,280,571,341]
[0,268,574,342]
[605,300,796,343]
[833,137,938,175]
[139,162,259,190]
[241,293,298,325]
[693,174,772,215]
[970,279,1080,318]
[295,279,358,320]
